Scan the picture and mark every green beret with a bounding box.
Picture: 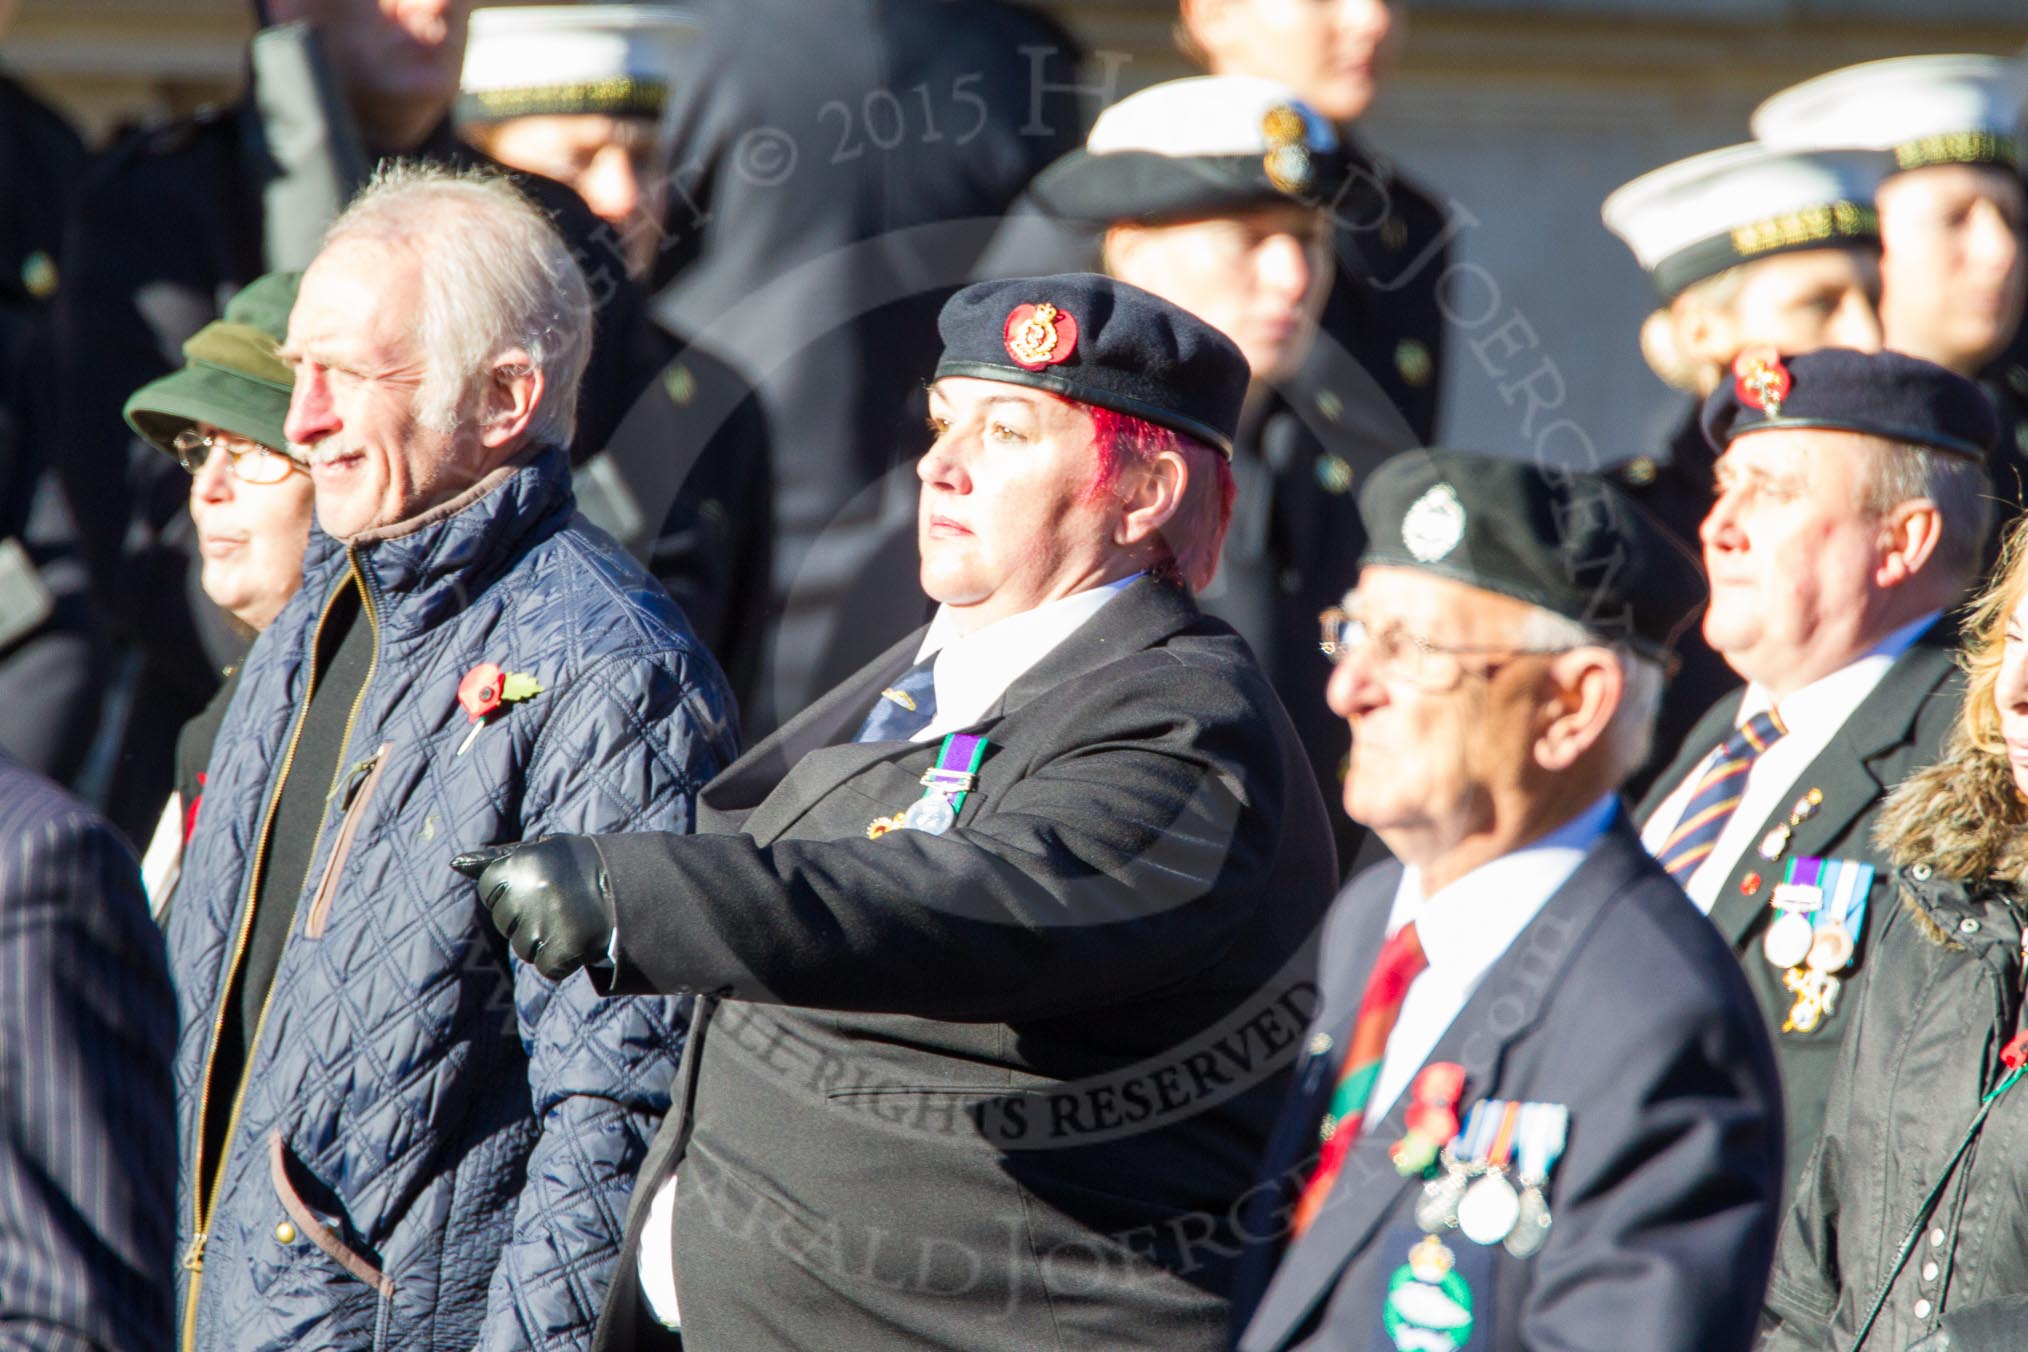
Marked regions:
[1357,449,1706,662]
[123,270,300,458]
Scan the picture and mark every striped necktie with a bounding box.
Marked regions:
[1290,921,1428,1238]
[854,656,939,743]
[1653,710,1787,883]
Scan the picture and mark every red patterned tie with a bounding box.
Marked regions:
[1291,921,1428,1238]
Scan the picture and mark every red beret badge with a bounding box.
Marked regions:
[1734,346,1792,418]
[1004,302,1078,371]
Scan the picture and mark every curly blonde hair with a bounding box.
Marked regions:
[1874,515,2028,887]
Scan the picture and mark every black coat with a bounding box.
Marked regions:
[1761,871,2028,1352]
[1634,630,1963,1197]
[587,577,1338,1351]
[1610,400,1740,799]
[53,108,660,834]
[1201,389,1409,877]
[0,752,177,1351]
[1229,817,1785,1352]
[0,72,102,785]
[648,0,1088,732]
[1314,140,1451,446]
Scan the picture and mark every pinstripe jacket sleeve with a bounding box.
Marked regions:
[0,756,177,1352]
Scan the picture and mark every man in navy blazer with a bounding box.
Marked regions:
[0,751,176,1351]
[1231,451,1784,1352]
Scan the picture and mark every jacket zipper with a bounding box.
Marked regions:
[181,553,383,1349]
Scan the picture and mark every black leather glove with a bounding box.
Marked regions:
[451,836,617,982]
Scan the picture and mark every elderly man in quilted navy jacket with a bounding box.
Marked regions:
[163,161,737,1352]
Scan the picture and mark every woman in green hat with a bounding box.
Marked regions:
[121,270,309,906]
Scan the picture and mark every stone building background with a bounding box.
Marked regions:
[11,0,2026,459]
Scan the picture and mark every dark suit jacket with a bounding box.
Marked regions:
[1230,817,1784,1352]
[1633,627,1961,1196]
[0,753,177,1351]
[588,577,1337,1351]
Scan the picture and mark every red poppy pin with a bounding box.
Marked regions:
[1004,301,1078,370]
[1734,346,1792,418]
[1390,1061,1467,1176]
[456,661,543,755]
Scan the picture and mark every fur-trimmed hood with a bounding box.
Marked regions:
[1874,730,2028,945]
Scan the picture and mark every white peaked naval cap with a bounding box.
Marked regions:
[1602,142,1891,298]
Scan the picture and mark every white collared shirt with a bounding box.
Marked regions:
[908,574,1139,741]
[1639,612,1935,913]
[636,572,1140,1328]
[1362,795,1617,1131]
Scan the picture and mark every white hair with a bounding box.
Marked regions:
[1855,437,1993,586]
[321,160,593,449]
[1511,605,1667,785]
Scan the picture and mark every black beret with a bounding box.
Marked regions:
[935,274,1250,456]
[1701,346,1996,458]
[1357,449,1706,662]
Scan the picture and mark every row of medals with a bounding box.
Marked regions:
[1414,1144,1552,1260]
[1752,789,1853,1033]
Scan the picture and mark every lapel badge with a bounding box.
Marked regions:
[1004,301,1078,370]
[1734,345,1793,418]
[1740,871,1763,895]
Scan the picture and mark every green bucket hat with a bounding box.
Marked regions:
[123,269,301,458]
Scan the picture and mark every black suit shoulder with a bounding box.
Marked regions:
[0,757,176,1352]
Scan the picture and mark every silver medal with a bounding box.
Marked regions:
[1414,1166,1469,1233]
[1763,908,1815,970]
[1456,1171,1521,1246]
[1504,1184,1551,1258]
[901,795,957,835]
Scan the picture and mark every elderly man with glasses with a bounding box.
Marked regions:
[1230,450,1784,1352]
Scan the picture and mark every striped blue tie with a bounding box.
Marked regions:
[854,656,939,743]
[1654,710,1786,883]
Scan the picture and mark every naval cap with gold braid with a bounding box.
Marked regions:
[1753,53,2028,173]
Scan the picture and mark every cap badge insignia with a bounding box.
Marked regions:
[1734,346,1792,418]
[1004,302,1078,370]
[1262,104,1313,194]
[1403,483,1467,563]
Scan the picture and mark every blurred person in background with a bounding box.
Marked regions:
[646,0,1088,733]
[0,1,102,787]
[460,3,774,713]
[1758,517,2028,1351]
[0,750,177,1352]
[1602,143,1892,792]
[119,270,308,909]
[1008,73,1399,874]
[1756,53,2028,513]
[54,0,662,843]
[1178,0,1449,448]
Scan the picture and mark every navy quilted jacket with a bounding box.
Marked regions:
[166,446,737,1351]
